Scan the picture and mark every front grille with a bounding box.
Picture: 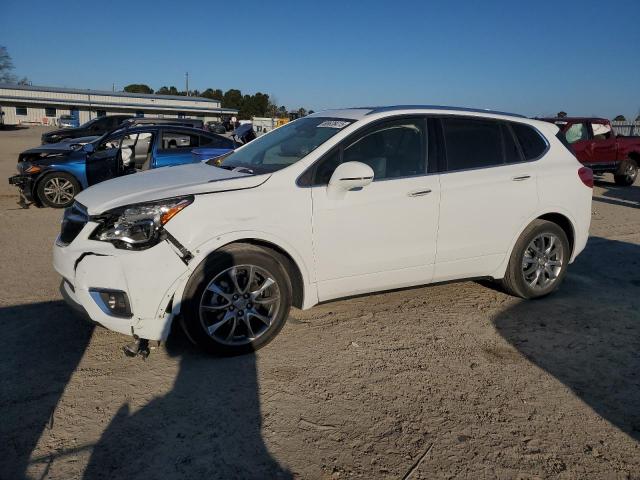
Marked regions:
[58,202,88,246]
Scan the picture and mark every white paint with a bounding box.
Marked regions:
[53,107,592,341]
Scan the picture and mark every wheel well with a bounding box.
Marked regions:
[537,213,575,256]
[628,151,640,164]
[224,239,305,309]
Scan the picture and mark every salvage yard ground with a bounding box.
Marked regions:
[1,126,639,479]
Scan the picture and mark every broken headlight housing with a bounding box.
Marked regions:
[90,196,193,250]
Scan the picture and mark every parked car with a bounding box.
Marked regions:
[206,121,227,134]
[41,115,133,144]
[232,123,257,144]
[9,125,235,208]
[539,117,639,186]
[58,114,80,129]
[53,106,592,357]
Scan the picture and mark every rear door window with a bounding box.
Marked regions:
[591,122,613,141]
[199,135,234,149]
[441,118,503,171]
[160,131,199,150]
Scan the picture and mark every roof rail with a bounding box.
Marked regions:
[365,105,526,119]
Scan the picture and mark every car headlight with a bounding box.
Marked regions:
[90,196,193,250]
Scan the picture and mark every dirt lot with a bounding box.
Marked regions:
[0,126,638,480]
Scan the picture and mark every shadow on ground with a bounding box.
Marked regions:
[0,301,95,480]
[0,259,291,480]
[593,179,640,209]
[82,328,292,480]
[493,236,640,441]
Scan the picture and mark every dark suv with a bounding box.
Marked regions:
[41,115,133,144]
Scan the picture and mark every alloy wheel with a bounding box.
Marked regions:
[43,177,75,206]
[521,233,564,290]
[199,264,281,346]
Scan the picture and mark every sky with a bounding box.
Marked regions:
[2,0,639,119]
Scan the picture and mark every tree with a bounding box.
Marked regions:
[308,110,315,115]
[613,115,626,122]
[0,46,28,84]
[201,88,223,101]
[124,84,154,94]
[222,89,243,111]
[297,107,307,117]
[277,106,288,118]
[556,111,567,118]
[156,86,180,96]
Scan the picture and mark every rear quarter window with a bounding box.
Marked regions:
[511,123,548,160]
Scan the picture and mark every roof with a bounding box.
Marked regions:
[0,83,221,104]
[538,116,609,123]
[309,105,527,121]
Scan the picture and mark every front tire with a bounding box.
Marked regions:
[181,244,292,356]
[614,159,638,186]
[500,220,570,299]
[36,172,80,208]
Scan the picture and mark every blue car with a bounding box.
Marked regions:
[8,125,236,208]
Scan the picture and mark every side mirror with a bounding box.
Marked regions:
[327,161,374,198]
[83,143,95,153]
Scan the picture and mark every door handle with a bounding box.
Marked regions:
[407,189,432,197]
[512,175,531,181]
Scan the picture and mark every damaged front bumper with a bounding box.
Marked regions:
[53,224,192,341]
[8,174,35,203]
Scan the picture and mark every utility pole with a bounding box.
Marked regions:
[185,72,189,96]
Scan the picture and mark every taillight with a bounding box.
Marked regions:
[578,167,593,188]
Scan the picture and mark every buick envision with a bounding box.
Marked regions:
[53,106,592,356]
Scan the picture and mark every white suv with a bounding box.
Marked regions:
[53,106,593,355]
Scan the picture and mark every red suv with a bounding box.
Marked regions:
[540,117,639,186]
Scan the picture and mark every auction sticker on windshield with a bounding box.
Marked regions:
[317,120,351,129]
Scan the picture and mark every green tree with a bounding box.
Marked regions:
[201,88,224,101]
[297,107,307,117]
[613,115,626,122]
[556,111,567,118]
[156,86,180,95]
[124,84,154,94]
[277,106,288,118]
[222,89,243,111]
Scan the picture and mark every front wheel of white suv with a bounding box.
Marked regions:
[500,220,570,299]
[181,244,293,356]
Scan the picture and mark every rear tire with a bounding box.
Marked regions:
[181,244,292,356]
[36,172,80,208]
[614,159,637,186]
[500,220,570,299]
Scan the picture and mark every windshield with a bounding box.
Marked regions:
[208,117,353,174]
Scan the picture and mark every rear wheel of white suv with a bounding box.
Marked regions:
[500,220,570,299]
[181,244,292,356]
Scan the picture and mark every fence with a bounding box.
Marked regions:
[611,121,640,136]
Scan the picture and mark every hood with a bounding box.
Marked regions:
[20,143,77,161]
[60,135,100,145]
[24,143,77,154]
[76,162,271,214]
[44,126,84,138]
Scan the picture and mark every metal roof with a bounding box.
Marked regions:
[0,83,221,104]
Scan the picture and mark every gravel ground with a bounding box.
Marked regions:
[0,126,638,480]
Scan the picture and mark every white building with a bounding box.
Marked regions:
[0,84,237,126]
